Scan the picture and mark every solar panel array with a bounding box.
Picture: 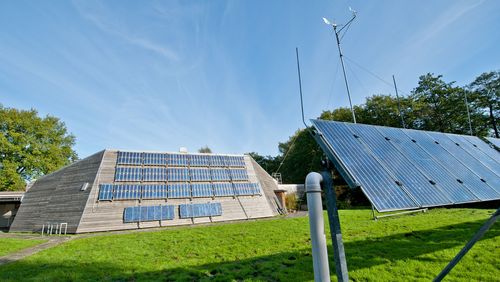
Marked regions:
[98,151,263,223]
[312,120,500,212]
[123,203,223,222]
[97,182,262,201]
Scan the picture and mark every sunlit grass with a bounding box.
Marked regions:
[0,208,498,281]
[0,238,46,257]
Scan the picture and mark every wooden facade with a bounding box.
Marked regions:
[10,150,282,234]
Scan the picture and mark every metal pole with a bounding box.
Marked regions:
[321,171,349,282]
[305,172,331,282]
[464,90,473,136]
[392,75,406,128]
[296,47,308,129]
[334,25,356,124]
[434,207,499,282]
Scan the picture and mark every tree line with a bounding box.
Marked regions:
[250,71,499,184]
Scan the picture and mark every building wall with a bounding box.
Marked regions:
[76,150,276,233]
[9,151,104,233]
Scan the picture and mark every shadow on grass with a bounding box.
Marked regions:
[0,218,497,281]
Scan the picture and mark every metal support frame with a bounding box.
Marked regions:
[434,207,499,282]
[321,170,349,282]
[373,208,427,220]
[305,168,349,282]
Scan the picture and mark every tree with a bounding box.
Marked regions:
[409,73,489,135]
[198,146,212,153]
[0,105,77,191]
[247,152,282,175]
[468,71,500,137]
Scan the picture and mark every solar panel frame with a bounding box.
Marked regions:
[179,202,222,218]
[167,167,190,182]
[98,184,113,201]
[348,123,453,207]
[143,153,167,166]
[378,127,479,204]
[114,166,143,182]
[191,183,214,198]
[189,168,212,182]
[213,182,234,197]
[486,137,500,149]
[311,120,419,212]
[211,168,231,181]
[167,183,191,198]
[117,151,143,165]
[167,153,190,166]
[209,155,227,167]
[190,154,211,166]
[229,169,249,181]
[143,167,167,182]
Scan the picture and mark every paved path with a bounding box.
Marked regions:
[0,236,72,266]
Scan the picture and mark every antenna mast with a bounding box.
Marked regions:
[392,75,406,128]
[323,8,357,123]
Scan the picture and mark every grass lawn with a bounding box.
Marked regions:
[0,238,47,257]
[0,208,498,281]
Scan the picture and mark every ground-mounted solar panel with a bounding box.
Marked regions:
[405,130,499,201]
[211,168,231,181]
[117,151,143,165]
[167,183,191,198]
[142,167,167,182]
[167,167,190,182]
[190,168,212,182]
[213,183,234,197]
[486,137,500,149]
[168,153,189,166]
[143,153,167,166]
[191,183,214,197]
[142,184,167,199]
[98,184,113,201]
[347,123,453,207]
[425,132,500,196]
[209,155,226,167]
[465,136,500,163]
[114,167,142,182]
[312,120,418,211]
[446,134,500,177]
[123,205,175,223]
[179,202,222,218]
[229,169,249,181]
[190,154,211,166]
[378,127,479,204]
[311,120,500,212]
[225,156,246,167]
[113,184,141,200]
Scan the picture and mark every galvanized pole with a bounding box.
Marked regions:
[392,75,406,128]
[305,172,331,282]
[334,24,357,124]
[464,90,473,136]
[434,207,499,281]
[321,170,349,282]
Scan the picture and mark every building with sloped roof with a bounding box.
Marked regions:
[10,149,284,233]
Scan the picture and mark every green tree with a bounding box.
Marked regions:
[468,71,500,137]
[198,146,212,153]
[409,73,488,135]
[247,152,282,175]
[0,105,77,191]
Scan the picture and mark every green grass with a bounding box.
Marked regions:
[0,208,498,281]
[0,238,47,257]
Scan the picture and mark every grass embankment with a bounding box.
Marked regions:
[0,238,47,257]
[0,208,498,281]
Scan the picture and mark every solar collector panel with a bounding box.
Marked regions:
[379,127,478,204]
[313,120,419,211]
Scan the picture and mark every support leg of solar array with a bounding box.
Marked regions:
[321,170,349,282]
[374,208,427,220]
[371,205,377,221]
[434,207,500,282]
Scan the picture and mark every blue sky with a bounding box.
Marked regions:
[1,0,499,158]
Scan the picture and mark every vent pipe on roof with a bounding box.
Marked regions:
[179,147,188,153]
